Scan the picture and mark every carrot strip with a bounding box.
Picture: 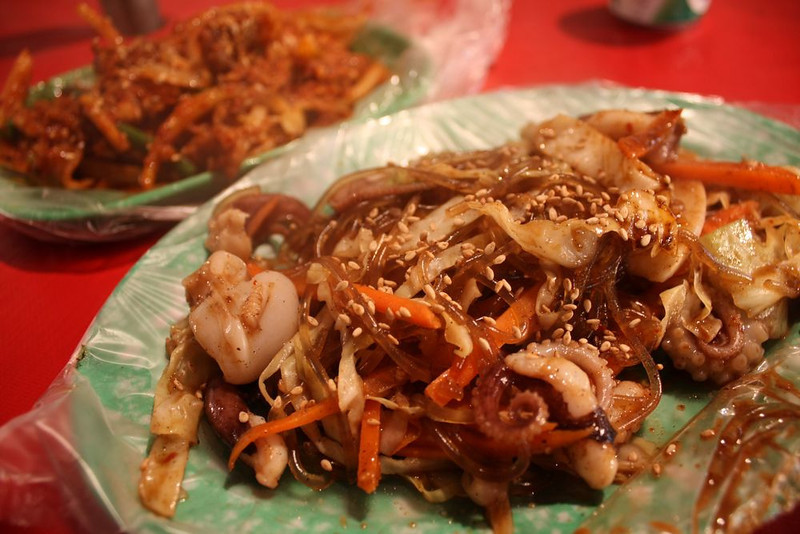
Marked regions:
[140,86,234,188]
[357,398,382,494]
[228,396,339,470]
[0,50,32,125]
[353,283,442,329]
[701,200,759,235]
[79,93,131,152]
[652,158,800,196]
[77,3,122,45]
[491,284,541,345]
[426,284,542,407]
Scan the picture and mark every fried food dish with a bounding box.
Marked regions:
[0,3,388,190]
[139,108,800,532]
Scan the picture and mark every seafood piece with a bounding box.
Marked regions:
[661,284,769,384]
[505,344,600,420]
[184,250,300,384]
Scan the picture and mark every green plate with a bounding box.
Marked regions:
[0,24,432,242]
[68,84,800,532]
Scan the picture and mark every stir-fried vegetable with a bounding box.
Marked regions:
[0,2,389,189]
[142,108,800,533]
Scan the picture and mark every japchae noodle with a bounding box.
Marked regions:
[0,2,388,190]
[140,108,800,532]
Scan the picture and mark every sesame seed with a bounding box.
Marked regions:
[307,315,319,326]
[628,318,642,328]
[665,443,678,456]
[563,278,573,292]
[485,242,497,255]
[352,327,363,337]
[600,341,611,352]
[352,303,365,316]
[454,217,465,226]
[348,261,361,270]
[583,299,592,313]
[290,385,304,395]
[335,281,349,291]
[482,316,497,326]
[493,254,507,265]
[620,343,631,353]
[320,459,333,471]
[327,379,337,391]
[398,306,412,318]
[512,326,523,339]
[404,250,416,261]
[640,234,652,247]
[338,313,352,326]
[478,338,492,352]
[652,463,663,477]
[397,221,409,234]
[700,429,716,440]
[485,266,495,281]
[377,322,391,329]
[239,411,250,423]
[387,334,400,345]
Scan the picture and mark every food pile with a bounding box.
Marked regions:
[140,108,800,532]
[0,3,388,190]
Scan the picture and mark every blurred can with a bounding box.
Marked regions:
[609,0,711,28]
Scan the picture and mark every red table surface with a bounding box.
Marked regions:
[1,0,799,532]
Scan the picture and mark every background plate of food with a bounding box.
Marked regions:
[0,3,431,241]
[2,83,800,533]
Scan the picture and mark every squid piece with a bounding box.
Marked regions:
[206,188,313,260]
[183,250,300,384]
[505,347,599,420]
[661,286,769,384]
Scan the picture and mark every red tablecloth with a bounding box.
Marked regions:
[1,0,799,532]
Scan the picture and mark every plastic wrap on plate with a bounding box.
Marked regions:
[0,0,511,243]
[1,84,800,532]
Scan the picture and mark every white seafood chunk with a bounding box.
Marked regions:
[505,348,598,419]
[186,251,300,384]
